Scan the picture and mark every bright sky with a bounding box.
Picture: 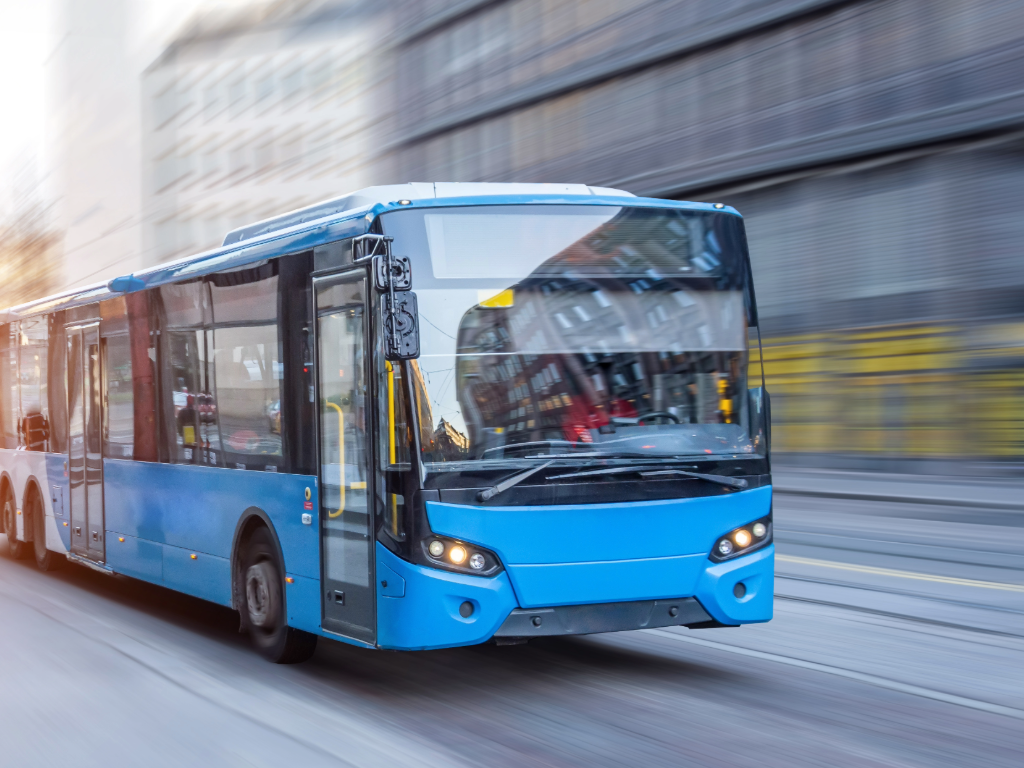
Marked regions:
[0,1,48,204]
[0,0,253,217]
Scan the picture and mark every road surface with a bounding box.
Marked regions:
[1,469,1022,767]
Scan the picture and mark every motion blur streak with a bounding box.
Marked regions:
[1,0,1015,469]
[778,554,1024,592]
[2,0,1024,765]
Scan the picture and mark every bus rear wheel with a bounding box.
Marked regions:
[30,490,63,572]
[241,527,317,664]
[3,490,27,560]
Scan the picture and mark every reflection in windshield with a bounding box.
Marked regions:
[382,205,762,467]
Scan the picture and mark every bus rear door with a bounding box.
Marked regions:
[66,323,105,563]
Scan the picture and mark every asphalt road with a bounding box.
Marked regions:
[2,470,1022,767]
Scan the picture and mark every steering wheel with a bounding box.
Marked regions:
[637,411,680,425]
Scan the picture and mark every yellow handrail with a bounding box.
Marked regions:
[325,401,344,518]
[386,361,399,536]
[386,361,396,464]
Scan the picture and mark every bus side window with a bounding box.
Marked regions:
[158,280,217,466]
[47,312,68,454]
[101,297,134,459]
[0,324,19,449]
[208,261,282,472]
[127,292,157,462]
[102,334,134,458]
[18,316,48,451]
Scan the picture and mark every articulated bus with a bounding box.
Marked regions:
[0,183,772,662]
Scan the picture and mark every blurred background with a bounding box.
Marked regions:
[2,4,1024,765]
[2,0,1023,474]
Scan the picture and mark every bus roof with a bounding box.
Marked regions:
[1,182,739,322]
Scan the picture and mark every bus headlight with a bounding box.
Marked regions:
[710,515,772,562]
[420,535,503,577]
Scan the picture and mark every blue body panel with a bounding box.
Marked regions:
[375,543,518,651]
[106,533,163,583]
[426,486,772,608]
[162,544,232,606]
[695,544,775,625]
[285,574,323,635]
[101,460,321,628]
[506,554,710,608]
[104,460,319,578]
[373,487,774,649]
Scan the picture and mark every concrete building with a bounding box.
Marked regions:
[381,0,1024,467]
[141,0,389,264]
[141,0,1024,466]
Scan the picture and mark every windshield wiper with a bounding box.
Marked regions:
[548,465,667,480]
[548,465,748,489]
[641,469,748,489]
[524,452,614,459]
[482,440,577,457]
[478,461,555,502]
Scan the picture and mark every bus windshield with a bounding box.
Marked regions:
[381,205,765,474]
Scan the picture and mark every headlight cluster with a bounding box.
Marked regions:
[421,535,502,576]
[709,516,772,562]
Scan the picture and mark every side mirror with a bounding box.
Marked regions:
[371,248,419,360]
[382,291,420,360]
[747,386,770,457]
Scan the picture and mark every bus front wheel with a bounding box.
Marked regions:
[241,527,317,664]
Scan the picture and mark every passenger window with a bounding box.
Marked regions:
[0,324,16,448]
[159,280,218,466]
[209,262,282,471]
[101,297,133,459]
[18,317,49,451]
[103,334,134,458]
[47,313,68,454]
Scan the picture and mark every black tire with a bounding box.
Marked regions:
[241,527,317,664]
[3,490,28,560]
[30,489,63,572]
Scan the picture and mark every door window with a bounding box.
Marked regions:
[316,272,374,643]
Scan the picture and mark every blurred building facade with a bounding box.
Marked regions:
[47,0,150,289]
[141,0,387,263]
[142,0,1024,468]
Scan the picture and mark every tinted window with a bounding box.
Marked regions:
[0,325,16,448]
[103,334,134,458]
[209,263,282,470]
[18,317,48,451]
[157,281,219,465]
[100,298,133,458]
[47,313,68,454]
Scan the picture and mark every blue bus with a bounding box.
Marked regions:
[0,183,772,662]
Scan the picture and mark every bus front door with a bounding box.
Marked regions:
[314,271,375,645]
[66,323,105,562]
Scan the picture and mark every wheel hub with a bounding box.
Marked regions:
[245,562,276,628]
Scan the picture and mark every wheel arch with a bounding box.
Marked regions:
[230,507,288,616]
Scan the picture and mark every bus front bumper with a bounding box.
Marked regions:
[374,485,775,650]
